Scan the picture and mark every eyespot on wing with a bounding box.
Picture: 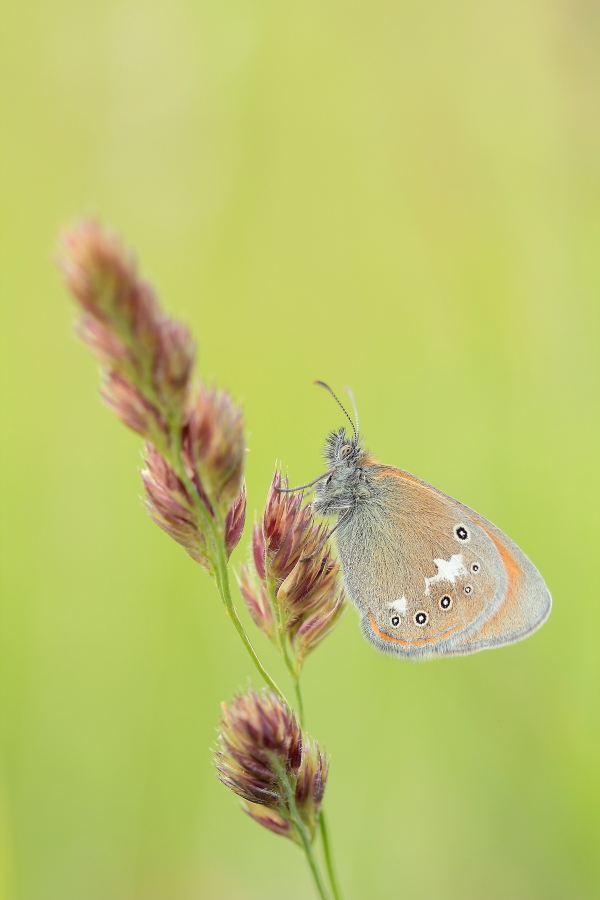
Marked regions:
[440,515,551,656]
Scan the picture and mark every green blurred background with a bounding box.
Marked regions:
[1,2,599,898]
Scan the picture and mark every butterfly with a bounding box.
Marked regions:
[282,383,551,660]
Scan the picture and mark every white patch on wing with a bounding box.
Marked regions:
[389,596,408,615]
[424,554,466,595]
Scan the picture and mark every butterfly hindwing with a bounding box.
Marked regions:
[334,465,551,659]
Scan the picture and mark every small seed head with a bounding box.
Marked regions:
[141,444,211,569]
[215,690,328,843]
[238,561,275,639]
[225,485,247,559]
[182,384,245,516]
[242,469,346,671]
[215,690,302,807]
[58,219,195,445]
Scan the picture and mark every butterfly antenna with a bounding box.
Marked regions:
[343,385,359,436]
[314,380,358,439]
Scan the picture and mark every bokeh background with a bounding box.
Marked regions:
[1,2,599,899]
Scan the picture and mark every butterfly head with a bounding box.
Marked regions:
[314,426,374,517]
[315,381,367,472]
[323,427,364,471]
[312,382,375,515]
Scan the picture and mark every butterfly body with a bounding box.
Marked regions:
[313,427,551,659]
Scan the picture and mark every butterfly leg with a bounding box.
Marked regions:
[275,472,330,493]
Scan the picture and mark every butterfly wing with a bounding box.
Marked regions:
[335,465,551,659]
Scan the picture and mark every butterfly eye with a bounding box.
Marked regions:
[455,524,470,541]
[464,585,472,594]
[439,595,452,610]
[471,563,480,573]
[390,615,400,627]
[414,611,428,626]
[339,445,352,458]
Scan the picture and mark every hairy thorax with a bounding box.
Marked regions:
[313,466,375,517]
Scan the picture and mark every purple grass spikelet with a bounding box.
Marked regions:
[241,469,346,673]
[58,220,195,450]
[181,383,245,517]
[141,444,212,570]
[215,689,328,843]
[225,484,247,558]
[59,219,247,569]
[237,561,275,639]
